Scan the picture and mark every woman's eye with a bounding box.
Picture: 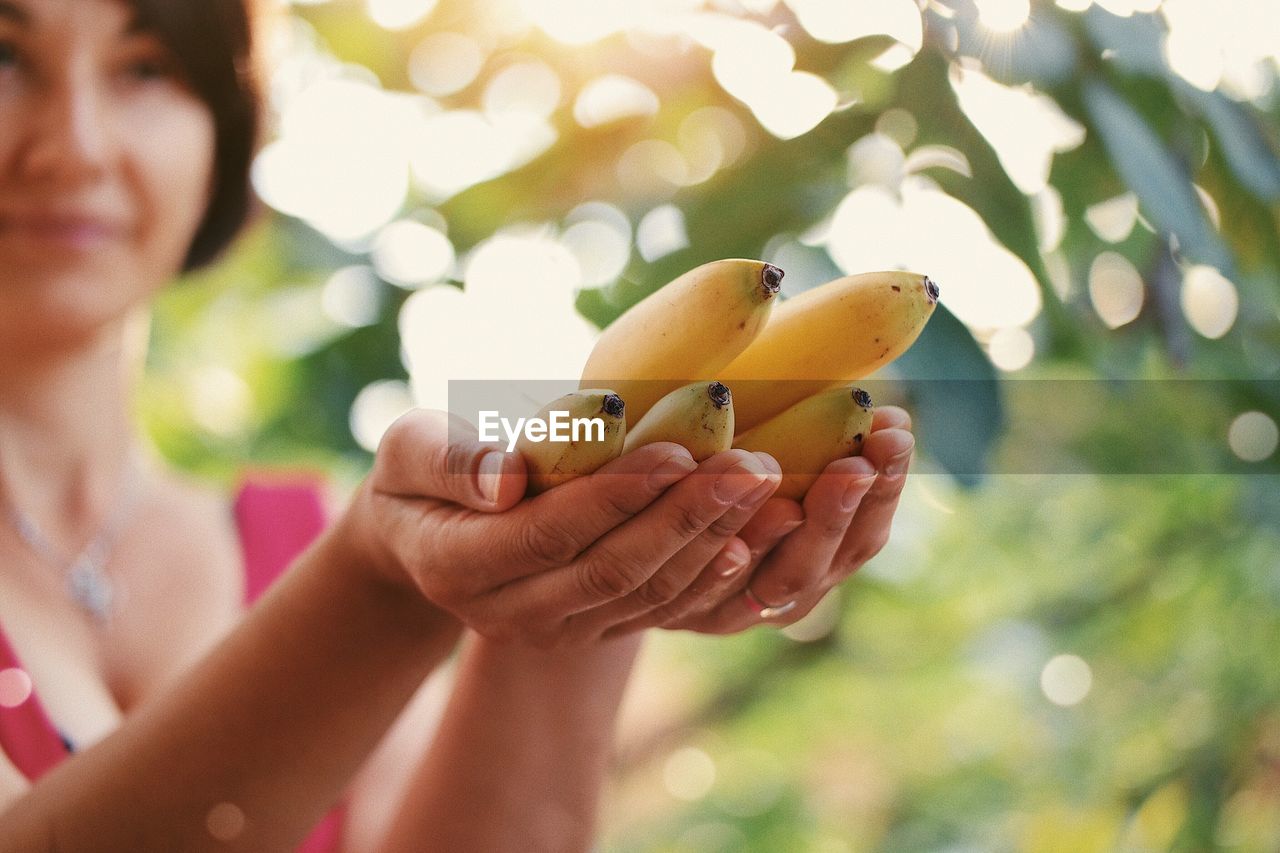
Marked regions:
[0,40,17,67]
[127,59,170,80]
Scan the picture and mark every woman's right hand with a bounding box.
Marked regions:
[345,409,782,647]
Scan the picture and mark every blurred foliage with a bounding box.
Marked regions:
[142,0,1280,848]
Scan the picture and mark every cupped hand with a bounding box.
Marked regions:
[602,406,915,637]
[346,409,783,647]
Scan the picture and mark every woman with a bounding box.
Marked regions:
[0,0,917,849]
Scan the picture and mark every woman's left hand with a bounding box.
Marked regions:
[603,406,915,636]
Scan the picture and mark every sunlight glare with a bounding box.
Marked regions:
[975,0,1031,33]
[367,0,438,31]
[951,66,1085,195]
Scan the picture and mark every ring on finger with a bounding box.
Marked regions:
[743,585,797,620]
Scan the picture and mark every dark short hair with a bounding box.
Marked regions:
[130,0,262,272]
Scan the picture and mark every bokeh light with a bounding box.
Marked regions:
[350,379,416,452]
[1180,265,1239,339]
[1041,654,1093,706]
[1228,411,1279,462]
[205,802,247,842]
[664,746,717,801]
[371,220,456,288]
[0,667,33,708]
[367,0,438,31]
[1088,252,1145,329]
[321,266,383,328]
[408,33,485,96]
[988,326,1036,372]
[574,74,661,127]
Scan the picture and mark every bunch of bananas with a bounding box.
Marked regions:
[517,258,939,497]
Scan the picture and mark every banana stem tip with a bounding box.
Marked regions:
[924,275,940,304]
[762,264,784,296]
[707,381,732,408]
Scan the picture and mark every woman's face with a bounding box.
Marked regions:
[0,0,216,354]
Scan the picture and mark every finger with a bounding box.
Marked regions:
[601,536,752,638]
[490,449,776,618]
[833,427,914,572]
[566,455,781,639]
[463,442,699,588]
[732,497,805,569]
[674,580,831,635]
[373,408,527,511]
[614,498,803,634]
[735,454,877,611]
[872,405,911,432]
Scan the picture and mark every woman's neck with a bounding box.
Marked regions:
[0,308,151,542]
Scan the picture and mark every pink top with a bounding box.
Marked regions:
[0,475,345,852]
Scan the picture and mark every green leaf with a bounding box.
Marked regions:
[1082,79,1235,273]
[1182,86,1280,202]
[891,303,1004,487]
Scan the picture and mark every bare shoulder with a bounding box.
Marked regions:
[0,746,29,815]
[106,469,247,705]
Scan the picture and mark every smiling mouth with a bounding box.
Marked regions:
[0,214,128,251]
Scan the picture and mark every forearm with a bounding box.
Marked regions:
[378,631,645,852]
[0,510,463,852]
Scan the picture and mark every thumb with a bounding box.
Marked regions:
[373,408,527,511]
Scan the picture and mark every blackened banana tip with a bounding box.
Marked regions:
[602,394,625,419]
[707,381,732,408]
[761,264,784,296]
[852,388,873,409]
[924,275,940,304]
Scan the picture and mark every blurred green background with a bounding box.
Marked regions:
[143,0,1280,848]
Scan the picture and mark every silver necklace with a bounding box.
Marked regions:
[1,450,144,624]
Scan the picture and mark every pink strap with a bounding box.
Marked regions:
[0,631,67,781]
[232,476,329,606]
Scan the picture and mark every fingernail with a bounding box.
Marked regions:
[715,460,769,503]
[478,451,506,502]
[771,518,803,539]
[648,452,698,490]
[714,548,748,577]
[737,475,777,508]
[883,450,912,479]
[841,475,876,511]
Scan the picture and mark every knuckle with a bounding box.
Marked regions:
[864,529,891,559]
[634,574,683,609]
[669,502,712,540]
[707,510,746,540]
[577,553,643,601]
[822,513,852,538]
[515,516,582,567]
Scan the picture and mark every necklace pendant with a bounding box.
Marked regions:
[68,559,114,623]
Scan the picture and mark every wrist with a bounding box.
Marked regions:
[333,479,456,625]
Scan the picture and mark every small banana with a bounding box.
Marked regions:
[623,381,734,462]
[719,271,937,432]
[733,385,875,501]
[580,259,782,427]
[516,389,627,494]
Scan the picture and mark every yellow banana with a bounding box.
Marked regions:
[516,389,627,494]
[623,381,734,462]
[580,259,782,427]
[719,271,938,432]
[733,385,875,501]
